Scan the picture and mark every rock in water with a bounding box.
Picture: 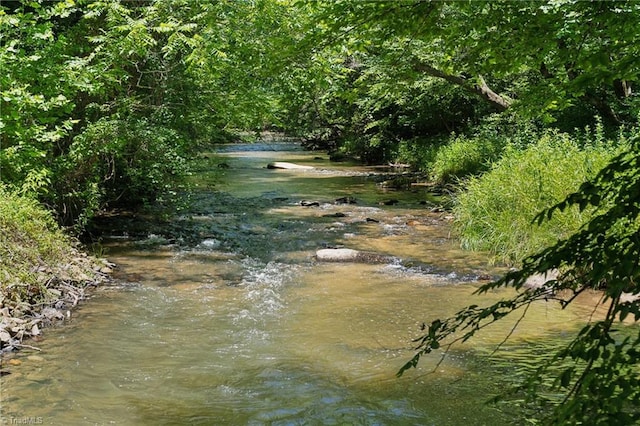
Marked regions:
[322,212,347,218]
[315,248,360,262]
[335,196,357,204]
[315,248,392,264]
[267,162,314,170]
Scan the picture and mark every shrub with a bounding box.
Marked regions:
[48,117,190,229]
[454,129,618,265]
[396,137,441,170]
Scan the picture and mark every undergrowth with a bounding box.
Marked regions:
[0,186,75,310]
[453,127,621,265]
[428,114,542,183]
[429,133,505,183]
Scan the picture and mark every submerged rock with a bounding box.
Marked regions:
[322,212,347,218]
[335,196,357,205]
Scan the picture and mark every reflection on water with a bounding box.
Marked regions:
[0,142,604,425]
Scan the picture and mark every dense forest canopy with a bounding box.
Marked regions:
[2,0,638,223]
[1,0,292,227]
[1,1,640,423]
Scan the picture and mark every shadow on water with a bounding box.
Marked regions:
[0,141,601,425]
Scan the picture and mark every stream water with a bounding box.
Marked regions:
[0,142,603,425]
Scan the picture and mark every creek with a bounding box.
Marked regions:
[1,142,601,425]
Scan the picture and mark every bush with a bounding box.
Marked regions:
[48,117,190,229]
[396,137,441,170]
[454,129,618,265]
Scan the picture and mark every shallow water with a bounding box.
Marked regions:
[0,142,603,425]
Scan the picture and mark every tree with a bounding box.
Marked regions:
[1,0,200,226]
[277,0,639,162]
[1,0,290,229]
[0,0,81,195]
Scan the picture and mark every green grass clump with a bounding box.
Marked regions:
[0,186,75,309]
[430,133,506,183]
[428,114,542,183]
[454,130,617,265]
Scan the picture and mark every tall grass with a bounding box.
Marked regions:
[429,133,505,183]
[428,114,542,183]
[453,129,618,265]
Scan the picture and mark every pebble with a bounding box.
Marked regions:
[8,359,22,366]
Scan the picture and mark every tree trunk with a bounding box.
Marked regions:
[614,79,632,99]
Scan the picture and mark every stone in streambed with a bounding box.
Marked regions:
[315,248,391,264]
[523,269,558,289]
[322,212,347,218]
[267,162,314,170]
[316,248,360,262]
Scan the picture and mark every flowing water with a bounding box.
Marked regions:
[0,142,604,425]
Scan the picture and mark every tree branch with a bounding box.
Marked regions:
[414,62,511,111]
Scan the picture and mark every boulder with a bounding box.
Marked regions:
[316,248,360,262]
[523,269,558,289]
[267,162,314,170]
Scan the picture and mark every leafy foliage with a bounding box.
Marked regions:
[1,0,291,230]
[275,0,639,165]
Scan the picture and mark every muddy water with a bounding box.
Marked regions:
[1,142,599,425]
